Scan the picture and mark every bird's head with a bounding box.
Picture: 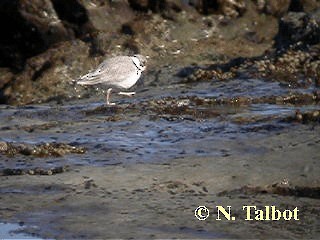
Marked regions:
[133,54,147,71]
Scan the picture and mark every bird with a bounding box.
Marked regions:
[76,54,147,105]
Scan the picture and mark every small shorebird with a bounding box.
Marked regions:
[76,55,147,105]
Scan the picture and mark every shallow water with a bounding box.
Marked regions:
[0,222,43,239]
[0,79,318,169]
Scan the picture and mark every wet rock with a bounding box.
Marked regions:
[0,69,14,91]
[1,168,25,176]
[82,93,319,122]
[0,142,8,152]
[0,0,72,70]
[256,0,291,17]
[253,45,320,85]
[2,40,91,105]
[128,0,247,17]
[275,92,319,104]
[284,109,320,124]
[217,0,246,18]
[185,68,236,82]
[0,1,136,105]
[257,0,320,15]
[128,0,166,12]
[289,0,320,12]
[0,165,69,176]
[181,43,320,88]
[21,122,59,132]
[186,0,246,17]
[0,142,85,157]
[83,105,125,116]
[181,57,245,82]
[50,0,91,37]
[275,11,320,50]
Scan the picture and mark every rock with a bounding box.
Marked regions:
[0,141,86,157]
[50,0,90,35]
[128,0,165,12]
[0,0,72,70]
[285,109,320,124]
[257,0,320,16]
[275,10,320,50]
[256,0,291,17]
[0,165,69,176]
[0,0,142,105]
[290,0,320,12]
[1,0,316,106]
[217,0,246,18]
[1,40,92,105]
[185,0,246,16]
[0,141,8,152]
[0,68,14,93]
[128,0,186,13]
[128,0,246,17]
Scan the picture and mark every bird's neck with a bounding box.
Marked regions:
[131,56,145,71]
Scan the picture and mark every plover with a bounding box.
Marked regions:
[77,55,147,105]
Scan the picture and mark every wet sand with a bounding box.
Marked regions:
[0,122,319,238]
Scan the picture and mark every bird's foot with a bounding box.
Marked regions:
[118,91,136,97]
[106,101,116,106]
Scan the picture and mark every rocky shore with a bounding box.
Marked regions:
[0,0,318,105]
[0,0,319,239]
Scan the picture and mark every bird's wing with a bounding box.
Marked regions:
[77,56,135,85]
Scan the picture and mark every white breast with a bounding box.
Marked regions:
[117,70,142,89]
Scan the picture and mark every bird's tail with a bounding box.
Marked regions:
[75,70,103,85]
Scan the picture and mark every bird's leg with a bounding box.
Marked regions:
[105,88,115,105]
[118,91,136,97]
